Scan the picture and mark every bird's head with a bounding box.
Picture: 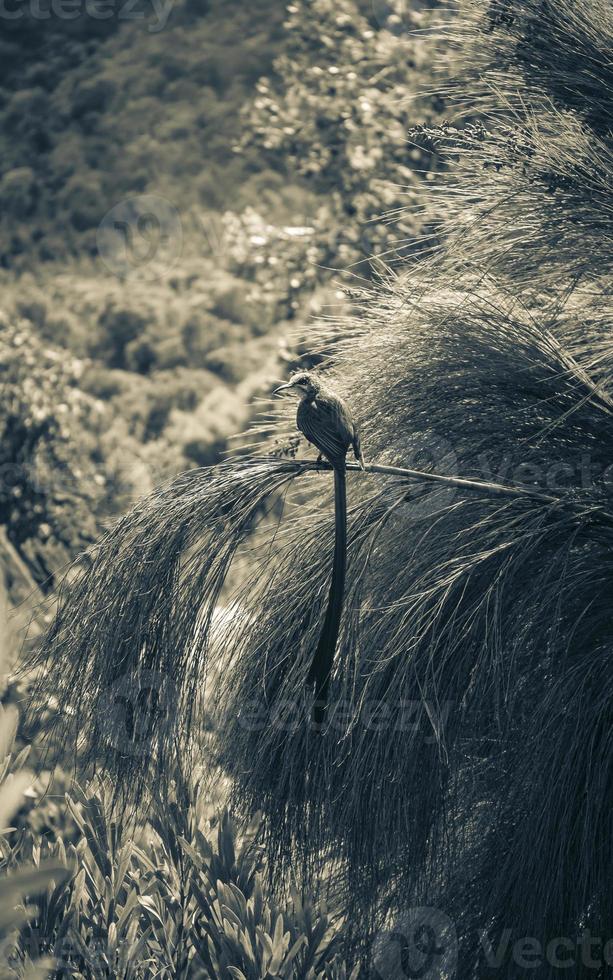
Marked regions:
[274,371,321,400]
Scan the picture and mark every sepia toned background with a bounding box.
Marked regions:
[1,0,612,976]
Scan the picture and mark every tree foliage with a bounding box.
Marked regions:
[241,0,444,271]
[0,317,104,586]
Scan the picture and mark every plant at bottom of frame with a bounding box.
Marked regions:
[0,700,71,978]
[175,806,355,979]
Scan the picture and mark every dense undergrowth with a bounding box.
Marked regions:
[0,683,354,977]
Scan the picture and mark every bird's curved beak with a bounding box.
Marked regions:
[274,382,293,395]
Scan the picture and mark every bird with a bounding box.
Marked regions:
[274,371,365,724]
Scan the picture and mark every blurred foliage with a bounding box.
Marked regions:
[0,0,447,568]
[2,0,611,972]
[0,595,69,979]
[0,316,105,587]
[0,0,286,266]
[238,0,445,273]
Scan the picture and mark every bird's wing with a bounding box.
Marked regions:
[297,397,351,464]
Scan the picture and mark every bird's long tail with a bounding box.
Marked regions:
[307,463,347,724]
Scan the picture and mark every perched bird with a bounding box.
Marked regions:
[274,371,364,723]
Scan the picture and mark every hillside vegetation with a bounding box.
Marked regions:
[1,0,443,585]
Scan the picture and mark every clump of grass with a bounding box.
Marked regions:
[212,284,613,952]
[466,0,613,134]
[29,460,307,808]
[410,0,613,291]
[33,279,613,959]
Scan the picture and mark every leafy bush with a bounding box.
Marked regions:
[3,777,353,977]
[59,173,105,233]
[92,305,150,370]
[2,580,352,977]
[239,0,445,271]
[0,169,38,220]
[0,593,70,980]
[0,317,104,587]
